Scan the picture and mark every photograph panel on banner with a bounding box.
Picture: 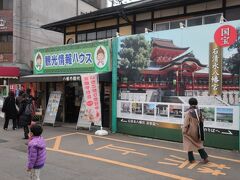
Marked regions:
[43,91,62,125]
[77,73,102,128]
[116,20,240,135]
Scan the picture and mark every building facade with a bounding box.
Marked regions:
[22,0,240,150]
[0,0,107,92]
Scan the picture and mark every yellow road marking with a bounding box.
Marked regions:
[205,162,231,170]
[170,155,185,161]
[47,147,194,180]
[46,132,240,164]
[107,147,147,156]
[96,144,147,156]
[87,135,94,145]
[188,162,199,169]
[95,145,110,151]
[53,136,62,150]
[76,132,240,163]
[158,162,179,166]
[197,167,226,176]
[165,158,184,164]
[45,132,78,141]
[178,160,189,169]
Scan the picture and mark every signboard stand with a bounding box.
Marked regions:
[76,98,92,129]
[95,127,108,136]
[43,91,62,127]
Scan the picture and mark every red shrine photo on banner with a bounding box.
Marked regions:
[214,25,237,47]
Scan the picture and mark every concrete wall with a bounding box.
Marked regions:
[13,0,97,68]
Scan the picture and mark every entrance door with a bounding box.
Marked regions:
[65,82,82,123]
[101,83,111,128]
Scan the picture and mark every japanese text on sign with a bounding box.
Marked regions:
[45,52,93,67]
[81,74,101,123]
[209,42,222,96]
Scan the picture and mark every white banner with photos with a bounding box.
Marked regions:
[117,100,239,131]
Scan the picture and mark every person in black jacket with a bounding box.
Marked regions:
[2,91,18,130]
[16,90,24,128]
[18,93,32,139]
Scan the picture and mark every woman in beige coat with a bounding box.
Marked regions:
[182,98,209,163]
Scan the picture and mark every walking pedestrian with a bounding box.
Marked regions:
[18,93,32,139]
[16,90,24,128]
[2,91,18,130]
[182,97,209,164]
[27,124,46,180]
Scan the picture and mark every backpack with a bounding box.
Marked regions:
[25,102,34,115]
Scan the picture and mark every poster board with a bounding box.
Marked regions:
[76,98,91,128]
[0,96,4,118]
[116,20,240,138]
[43,91,61,126]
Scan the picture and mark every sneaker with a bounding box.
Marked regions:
[3,128,8,130]
[189,160,196,164]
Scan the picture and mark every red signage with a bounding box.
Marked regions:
[214,25,237,47]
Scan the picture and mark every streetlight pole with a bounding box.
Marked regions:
[238,66,240,151]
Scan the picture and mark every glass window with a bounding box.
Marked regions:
[87,32,96,41]
[187,17,202,27]
[135,21,151,34]
[0,0,13,10]
[0,35,6,42]
[77,33,86,42]
[204,14,221,24]
[170,20,185,29]
[226,7,240,21]
[111,29,117,37]
[106,29,117,38]
[154,22,169,31]
[97,30,106,39]
[7,35,12,42]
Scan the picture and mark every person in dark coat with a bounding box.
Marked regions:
[2,91,18,130]
[26,88,36,101]
[16,90,24,128]
[18,93,32,139]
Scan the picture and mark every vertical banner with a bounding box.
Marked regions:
[78,73,102,127]
[43,91,61,126]
[209,42,223,96]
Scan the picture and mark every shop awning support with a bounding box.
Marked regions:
[111,38,118,133]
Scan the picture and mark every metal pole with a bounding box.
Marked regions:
[111,38,118,133]
[239,66,240,150]
[76,0,78,16]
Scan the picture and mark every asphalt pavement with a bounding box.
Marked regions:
[0,119,240,180]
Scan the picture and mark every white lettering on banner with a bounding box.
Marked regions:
[81,74,101,125]
[211,47,220,92]
[221,28,230,45]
